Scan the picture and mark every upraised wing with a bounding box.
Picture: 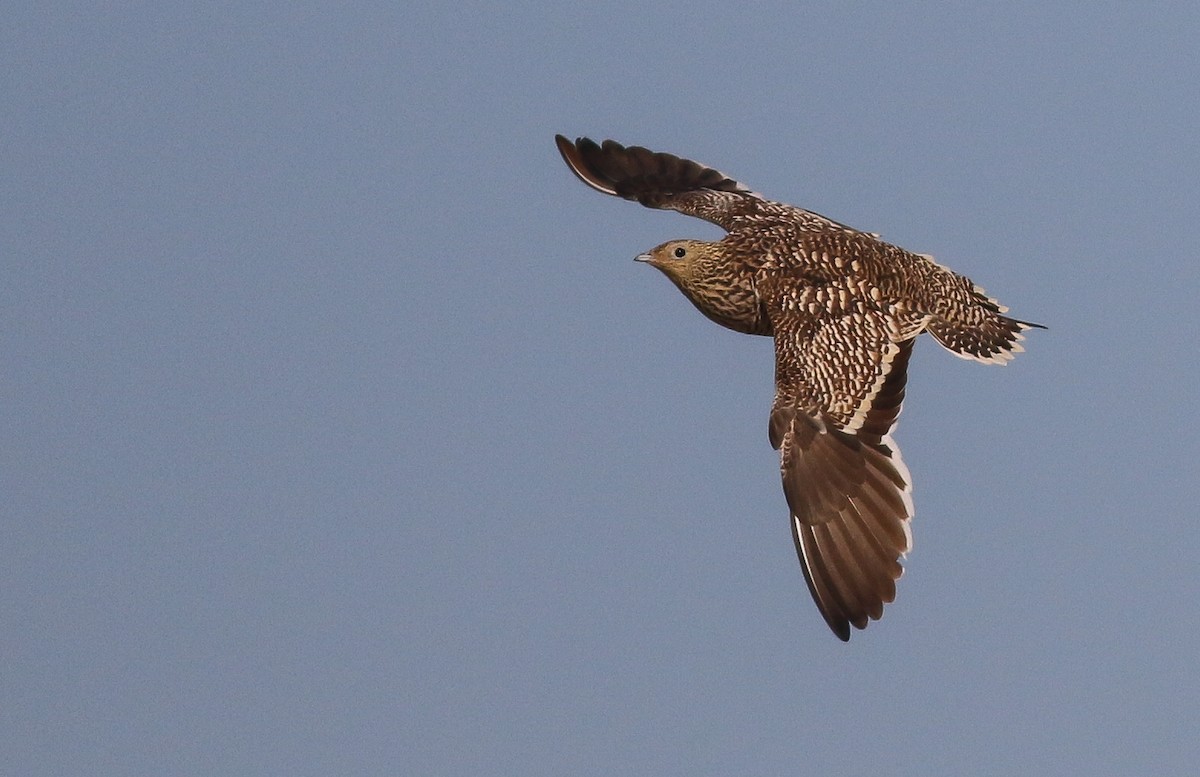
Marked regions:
[555,135,771,231]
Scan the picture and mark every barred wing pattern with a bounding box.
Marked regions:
[766,289,915,640]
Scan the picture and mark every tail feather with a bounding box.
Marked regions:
[928,313,1043,364]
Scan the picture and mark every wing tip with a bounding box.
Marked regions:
[555,134,760,206]
[554,133,619,196]
[786,419,913,642]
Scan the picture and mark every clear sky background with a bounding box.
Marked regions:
[4,3,1198,775]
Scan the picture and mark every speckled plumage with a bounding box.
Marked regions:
[556,135,1041,641]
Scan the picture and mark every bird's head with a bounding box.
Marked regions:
[635,239,722,286]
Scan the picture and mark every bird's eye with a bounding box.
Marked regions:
[673,246,686,258]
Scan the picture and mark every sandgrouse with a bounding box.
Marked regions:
[555,135,1041,641]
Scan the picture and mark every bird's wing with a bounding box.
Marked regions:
[765,287,915,641]
[555,135,775,231]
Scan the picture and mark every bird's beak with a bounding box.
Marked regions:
[635,253,653,263]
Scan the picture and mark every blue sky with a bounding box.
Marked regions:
[4,2,1198,775]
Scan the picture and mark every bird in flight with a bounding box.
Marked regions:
[556,135,1042,640]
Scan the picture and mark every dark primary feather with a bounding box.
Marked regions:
[555,135,768,230]
[555,135,752,200]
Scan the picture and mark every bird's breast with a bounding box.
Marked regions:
[677,274,771,336]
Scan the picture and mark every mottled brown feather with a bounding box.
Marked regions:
[556,134,1040,640]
